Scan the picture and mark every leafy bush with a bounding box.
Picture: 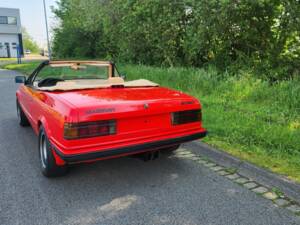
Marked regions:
[22,27,39,53]
[52,0,300,81]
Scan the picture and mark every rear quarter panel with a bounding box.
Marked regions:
[17,86,77,142]
[38,93,78,145]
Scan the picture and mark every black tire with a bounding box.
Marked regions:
[38,126,68,177]
[161,144,181,155]
[16,100,30,127]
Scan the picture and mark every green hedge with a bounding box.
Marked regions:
[52,0,300,81]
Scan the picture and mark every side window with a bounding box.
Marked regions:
[0,16,8,24]
[0,43,3,49]
[8,17,17,25]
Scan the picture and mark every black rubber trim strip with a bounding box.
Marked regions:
[54,131,207,163]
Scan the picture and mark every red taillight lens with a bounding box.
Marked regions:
[171,109,202,125]
[64,120,116,139]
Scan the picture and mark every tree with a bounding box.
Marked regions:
[22,27,39,53]
[52,0,106,58]
[52,0,300,80]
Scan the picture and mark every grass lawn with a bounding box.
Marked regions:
[0,58,17,61]
[0,58,18,66]
[2,62,300,183]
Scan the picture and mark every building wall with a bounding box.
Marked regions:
[0,34,19,57]
[0,7,23,58]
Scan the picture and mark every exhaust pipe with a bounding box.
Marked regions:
[131,150,160,161]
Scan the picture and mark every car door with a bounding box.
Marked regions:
[23,85,46,130]
[17,83,34,124]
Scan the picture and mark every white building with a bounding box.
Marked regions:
[0,7,23,58]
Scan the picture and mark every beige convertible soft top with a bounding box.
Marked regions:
[37,77,159,91]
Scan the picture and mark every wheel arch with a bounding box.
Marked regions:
[37,117,52,138]
[38,117,66,167]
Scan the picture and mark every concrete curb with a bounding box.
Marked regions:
[184,141,300,203]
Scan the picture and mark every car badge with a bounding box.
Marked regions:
[144,103,149,109]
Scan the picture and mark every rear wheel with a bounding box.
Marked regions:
[16,100,29,126]
[39,126,67,177]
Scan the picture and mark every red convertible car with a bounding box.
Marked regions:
[15,61,206,177]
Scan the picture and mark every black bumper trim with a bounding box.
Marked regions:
[54,131,207,163]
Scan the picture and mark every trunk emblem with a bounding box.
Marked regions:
[86,108,115,114]
[144,103,149,109]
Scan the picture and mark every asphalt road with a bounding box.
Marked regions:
[0,69,299,225]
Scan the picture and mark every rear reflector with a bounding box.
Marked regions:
[64,120,116,139]
[171,109,202,125]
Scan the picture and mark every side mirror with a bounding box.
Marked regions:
[15,76,26,84]
[120,74,126,80]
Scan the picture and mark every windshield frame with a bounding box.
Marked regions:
[26,60,118,86]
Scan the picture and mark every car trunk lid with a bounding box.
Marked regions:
[56,87,199,120]
[55,87,200,136]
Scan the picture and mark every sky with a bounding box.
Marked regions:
[1,0,58,47]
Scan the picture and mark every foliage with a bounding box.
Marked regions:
[22,27,39,53]
[51,0,106,58]
[3,61,300,182]
[51,0,300,80]
[2,62,39,74]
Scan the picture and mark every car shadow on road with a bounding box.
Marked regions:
[38,147,200,225]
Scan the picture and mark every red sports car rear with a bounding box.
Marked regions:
[15,61,206,177]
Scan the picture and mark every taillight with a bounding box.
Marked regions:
[171,109,202,125]
[64,120,116,139]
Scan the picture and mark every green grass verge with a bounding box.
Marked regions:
[0,58,17,61]
[3,62,39,74]
[2,62,300,183]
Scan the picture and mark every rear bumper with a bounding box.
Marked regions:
[53,131,207,163]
